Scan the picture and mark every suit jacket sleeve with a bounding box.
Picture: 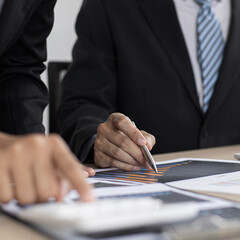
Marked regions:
[0,0,56,134]
[58,0,117,163]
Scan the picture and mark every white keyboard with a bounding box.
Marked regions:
[18,198,198,234]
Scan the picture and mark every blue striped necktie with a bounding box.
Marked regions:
[195,0,225,113]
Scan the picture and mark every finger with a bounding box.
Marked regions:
[95,137,142,166]
[55,171,63,202]
[83,167,96,177]
[95,151,142,171]
[112,159,141,171]
[94,146,112,168]
[11,157,37,205]
[97,126,146,166]
[54,172,72,202]
[56,178,72,202]
[74,166,89,178]
[141,131,156,151]
[26,138,59,203]
[0,168,13,204]
[49,135,95,202]
[33,158,59,203]
[82,171,89,178]
[109,114,146,146]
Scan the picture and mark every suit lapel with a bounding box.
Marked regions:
[139,0,202,113]
[206,0,240,120]
[0,0,39,55]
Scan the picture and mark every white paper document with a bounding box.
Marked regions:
[168,171,240,195]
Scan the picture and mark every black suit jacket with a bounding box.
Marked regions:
[0,0,56,134]
[58,0,240,162]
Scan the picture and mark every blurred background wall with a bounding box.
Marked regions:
[42,0,83,132]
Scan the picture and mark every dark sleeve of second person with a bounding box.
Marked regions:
[0,0,56,134]
[58,0,118,163]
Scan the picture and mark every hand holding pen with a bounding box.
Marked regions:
[94,113,156,171]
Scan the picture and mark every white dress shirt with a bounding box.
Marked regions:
[173,0,231,107]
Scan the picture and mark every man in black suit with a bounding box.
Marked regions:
[59,0,239,171]
[0,0,94,204]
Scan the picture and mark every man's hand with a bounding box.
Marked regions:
[0,133,95,205]
[94,113,156,171]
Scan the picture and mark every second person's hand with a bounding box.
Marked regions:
[0,134,95,205]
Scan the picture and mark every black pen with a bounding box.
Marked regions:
[132,122,158,173]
